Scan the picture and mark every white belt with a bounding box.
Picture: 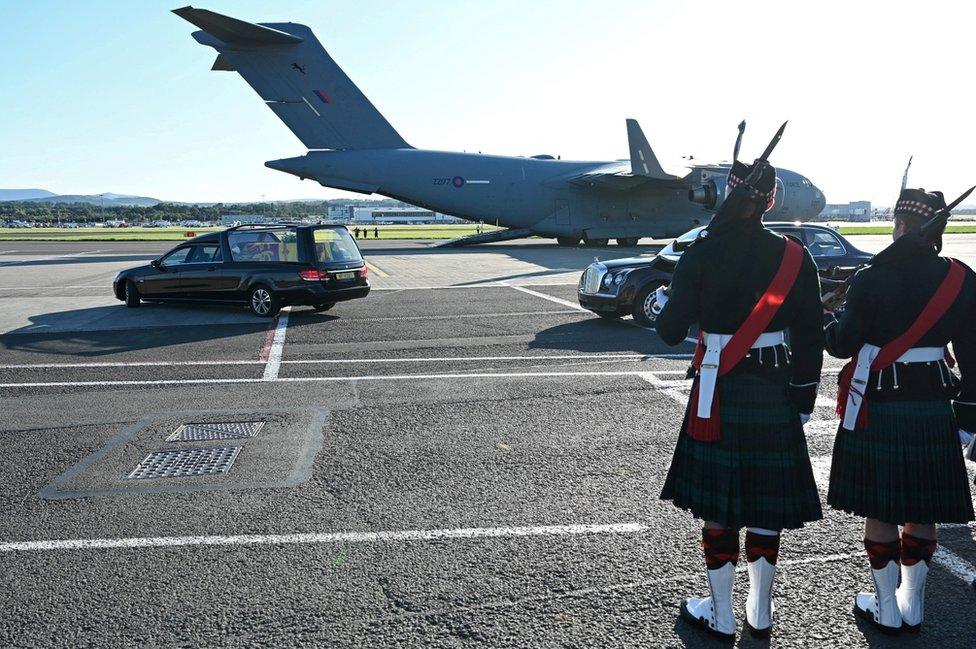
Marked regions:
[842,345,946,430]
[697,330,786,419]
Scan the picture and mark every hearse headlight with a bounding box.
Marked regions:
[602,274,613,288]
[613,272,628,286]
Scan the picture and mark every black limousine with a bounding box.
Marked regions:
[578,222,872,326]
[113,224,369,317]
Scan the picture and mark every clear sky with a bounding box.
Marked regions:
[1,0,972,206]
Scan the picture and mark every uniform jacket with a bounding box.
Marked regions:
[657,222,825,413]
[824,242,976,430]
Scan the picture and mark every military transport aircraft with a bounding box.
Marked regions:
[174,7,826,247]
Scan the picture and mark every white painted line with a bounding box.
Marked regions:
[370,283,580,291]
[344,310,581,323]
[262,307,290,381]
[506,285,590,312]
[0,285,111,290]
[0,522,647,553]
[0,250,104,267]
[0,353,667,370]
[934,546,976,584]
[0,370,668,389]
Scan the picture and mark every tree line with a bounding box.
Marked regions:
[0,198,405,223]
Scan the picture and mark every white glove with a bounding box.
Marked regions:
[961,429,975,445]
[652,285,669,314]
[799,413,811,425]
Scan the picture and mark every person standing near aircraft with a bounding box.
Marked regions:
[654,124,824,642]
[825,186,976,634]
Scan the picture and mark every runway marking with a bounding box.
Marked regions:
[0,369,681,389]
[0,250,104,267]
[933,546,976,585]
[337,310,581,322]
[505,284,590,312]
[262,307,290,381]
[364,260,389,278]
[0,522,646,553]
[371,282,579,291]
[0,353,682,370]
[0,285,110,290]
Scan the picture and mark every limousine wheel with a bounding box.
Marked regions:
[632,281,665,327]
[249,285,280,318]
[124,280,141,308]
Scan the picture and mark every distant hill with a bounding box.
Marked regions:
[0,189,57,201]
[0,190,162,207]
[23,194,161,207]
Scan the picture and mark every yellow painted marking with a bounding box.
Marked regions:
[365,260,390,278]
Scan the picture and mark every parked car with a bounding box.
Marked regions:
[578,222,872,326]
[113,224,370,317]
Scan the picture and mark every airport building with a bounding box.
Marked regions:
[816,201,871,222]
[343,206,464,224]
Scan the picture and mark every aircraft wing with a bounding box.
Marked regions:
[566,119,679,190]
[566,169,657,190]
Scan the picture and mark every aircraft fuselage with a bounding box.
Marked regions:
[267,149,826,240]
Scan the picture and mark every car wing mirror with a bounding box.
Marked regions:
[151,259,164,270]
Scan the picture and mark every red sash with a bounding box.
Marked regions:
[687,238,805,441]
[837,258,965,428]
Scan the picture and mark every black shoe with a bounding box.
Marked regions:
[679,599,735,644]
[853,603,901,636]
[745,619,771,639]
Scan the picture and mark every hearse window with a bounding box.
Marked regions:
[161,247,192,265]
[313,228,362,263]
[188,244,222,263]
[808,231,845,257]
[228,229,300,262]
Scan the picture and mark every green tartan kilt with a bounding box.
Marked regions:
[827,399,975,525]
[660,371,823,530]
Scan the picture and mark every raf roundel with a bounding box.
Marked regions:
[451,176,466,188]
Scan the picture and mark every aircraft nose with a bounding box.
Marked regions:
[811,185,826,215]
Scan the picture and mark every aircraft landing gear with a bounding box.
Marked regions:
[556,237,581,247]
[615,237,639,247]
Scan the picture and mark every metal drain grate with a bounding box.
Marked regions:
[166,421,265,442]
[126,446,242,480]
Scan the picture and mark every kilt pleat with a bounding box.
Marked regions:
[660,372,823,530]
[827,399,975,525]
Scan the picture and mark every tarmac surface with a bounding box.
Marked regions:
[2,235,976,647]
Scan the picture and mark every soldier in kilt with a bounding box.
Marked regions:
[655,125,824,642]
[825,187,976,634]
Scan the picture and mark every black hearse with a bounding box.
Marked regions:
[113,224,369,317]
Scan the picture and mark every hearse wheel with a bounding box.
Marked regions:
[556,237,581,247]
[632,281,665,327]
[124,280,141,308]
[249,284,280,318]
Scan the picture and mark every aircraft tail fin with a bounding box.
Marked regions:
[626,119,674,180]
[173,6,411,150]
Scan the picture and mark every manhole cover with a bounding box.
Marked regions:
[166,421,265,442]
[126,446,242,480]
